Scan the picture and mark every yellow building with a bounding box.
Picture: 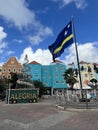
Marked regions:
[80,61,96,88]
[69,61,96,89]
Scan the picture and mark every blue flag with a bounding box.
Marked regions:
[48,21,74,61]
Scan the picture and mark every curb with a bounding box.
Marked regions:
[56,105,98,112]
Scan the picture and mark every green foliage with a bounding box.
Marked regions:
[63,68,78,90]
[90,78,97,83]
[33,80,47,98]
[0,78,8,100]
[9,72,18,89]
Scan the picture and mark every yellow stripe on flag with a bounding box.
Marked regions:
[53,34,73,54]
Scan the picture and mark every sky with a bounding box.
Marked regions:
[0,0,98,66]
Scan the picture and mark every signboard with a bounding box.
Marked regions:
[6,88,39,104]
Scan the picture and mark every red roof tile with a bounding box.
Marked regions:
[29,61,41,65]
[93,63,98,66]
[79,61,89,64]
[52,59,63,63]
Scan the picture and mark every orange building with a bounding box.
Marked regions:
[2,57,23,79]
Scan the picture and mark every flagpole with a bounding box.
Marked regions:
[71,17,83,98]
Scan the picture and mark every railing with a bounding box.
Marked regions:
[55,90,98,109]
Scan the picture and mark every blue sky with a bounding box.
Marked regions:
[0,0,98,65]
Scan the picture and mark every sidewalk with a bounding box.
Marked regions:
[0,97,98,130]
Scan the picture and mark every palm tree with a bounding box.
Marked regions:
[63,68,78,93]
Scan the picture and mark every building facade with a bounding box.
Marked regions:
[29,61,42,81]
[80,61,96,88]
[93,63,98,81]
[29,60,67,94]
[2,57,23,79]
[68,61,98,89]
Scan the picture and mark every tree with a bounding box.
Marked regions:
[0,78,8,100]
[63,68,78,93]
[33,80,47,98]
[9,72,18,89]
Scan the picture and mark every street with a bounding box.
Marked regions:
[0,98,98,130]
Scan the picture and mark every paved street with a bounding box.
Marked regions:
[0,98,98,130]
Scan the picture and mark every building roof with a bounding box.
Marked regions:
[68,62,74,66]
[79,61,89,64]
[93,63,98,66]
[79,61,98,66]
[52,59,63,63]
[2,56,22,67]
[29,61,41,65]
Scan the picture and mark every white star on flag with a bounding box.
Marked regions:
[68,24,70,28]
[64,31,67,36]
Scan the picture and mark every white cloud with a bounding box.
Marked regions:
[13,39,23,43]
[0,42,7,54]
[0,62,4,66]
[28,35,43,45]
[64,42,98,65]
[19,46,52,65]
[0,26,7,41]
[19,42,98,66]
[7,50,14,55]
[52,0,87,9]
[0,26,7,54]
[28,26,53,45]
[0,0,53,44]
[0,0,35,29]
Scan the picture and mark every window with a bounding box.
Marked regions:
[62,81,65,83]
[2,75,6,78]
[55,67,58,71]
[56,74,58,77]
[8,75,11,79]
[18,68,20,72]
[88,66,92,72]
[13,68,16,72]
[45,82,48,85]
[90,74,93,77]
[81,66,84,71]
[45,69,48,72]
[56,80,59,83]
[8,68,11,72]
[42,75,45,78]
[85,74,88,77]
[61,67,64,70]
[35,74,38,77]
[49,76,51,78]
[35,68,38,71]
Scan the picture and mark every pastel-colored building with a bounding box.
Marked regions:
[29,60,67,94]
[93,63,98,81]
[29,61,42,81]
[42,65,52,87]
[80,61,96,87]
[68,61,97,89]
[2,57,23,79]
[50,60,67,89]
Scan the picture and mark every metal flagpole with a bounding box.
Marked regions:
[71,17,83,98]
